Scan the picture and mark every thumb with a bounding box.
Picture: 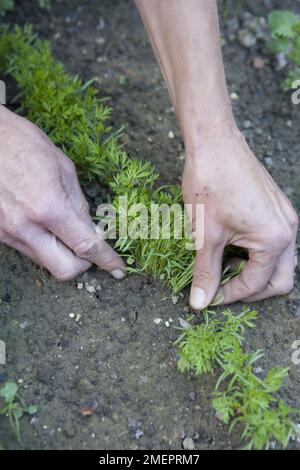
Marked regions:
[190,242,223,310]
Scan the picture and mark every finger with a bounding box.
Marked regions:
[1,232,41,265]
[214,249,278,305]
[46,202,126,279]
[3,226,92,280]
[189,240,224,310]
[243,240,296,302]
[66,174,92,224]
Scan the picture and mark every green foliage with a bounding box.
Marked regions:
[0,26,246,294]
[0,381,37,441]
[0,25,114,181]
[1,24,299,451]
[0,25,196,293]
[38,0,51,10]
[0,0,14,16]
[177,308,300,449]
[267,10,300,90]
[0,0,50,16]
[177,308,258,374]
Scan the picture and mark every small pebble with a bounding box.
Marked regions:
[178,317,191,329]
[182,437,195,450]
[230,92,239,100]
[264,157,273,167]
[85,283,96,293]
[95,37,106,46]
[168,131,175,139]
[153,318,162,325]
[77,283,83,290]
[69,313,75,319]
[252,57,265,69]
[238,29,256,48]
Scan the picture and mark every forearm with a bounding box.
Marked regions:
[135,0,236,154]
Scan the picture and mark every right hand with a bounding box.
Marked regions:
[0,105,125,281]
[182,126,298,310]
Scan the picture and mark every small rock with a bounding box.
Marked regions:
[75,314,81,322]
[80,399,98,417]
[238,29,256,48]
[77,378,95,394]
[135,429,144,439]
[85,283,96,294]
[171,295,179,305]
[96,56,107,63]
[243,120,252,129]
[178,317,191,329]
[95,37,106,46]
[69,313,75,319]
[153,318,162,325]
[53,32,61,41]
[182,437,195,450]
[77,283,83,290]
[276,52,288,71]
[264,157,273,167]
[230,92,239,100]
[168,131,175,139]
[252,57,265,69]
[97,17,106,30]
[128,418,143,440]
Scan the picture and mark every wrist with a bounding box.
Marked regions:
[183,113,239,158]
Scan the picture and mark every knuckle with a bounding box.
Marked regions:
[275,278,294,296]
[5,221,24,239]
[290,211,299,230]
[31,196,65,225]
[236,274,265,297]
[52,265,77,282]
[264,227,293,252]
[62,157,76,177]
[74,238,101,260]
[79,200,90,217]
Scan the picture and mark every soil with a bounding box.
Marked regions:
[0,0,300,450]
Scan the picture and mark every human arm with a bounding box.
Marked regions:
[135,0,298,309]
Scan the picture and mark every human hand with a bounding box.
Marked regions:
[0,106,125,280]
[182,126,298,310]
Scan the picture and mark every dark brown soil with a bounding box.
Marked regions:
[0,0,300,450]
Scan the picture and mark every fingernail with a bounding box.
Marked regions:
[110,268,125,280]
[190,287,206,310]
[211,291,224,306]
